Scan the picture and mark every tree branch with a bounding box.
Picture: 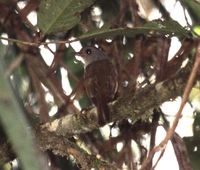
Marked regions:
[0,58,193,167]
[37,129,119,170]
[41,59,192,137]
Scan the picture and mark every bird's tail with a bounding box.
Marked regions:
[96,100,110,126]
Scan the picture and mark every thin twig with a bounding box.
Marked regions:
[0,36,78,46]
[152,148,166,170]
[0,36,39,46]
[5,54,24,76]
[140,42,200,170]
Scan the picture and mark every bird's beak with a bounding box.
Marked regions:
[75,51,81,56]
[75,51,85,64]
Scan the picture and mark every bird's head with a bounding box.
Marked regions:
[76,46,108,67]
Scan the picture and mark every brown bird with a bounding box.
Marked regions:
[76,46,118,125]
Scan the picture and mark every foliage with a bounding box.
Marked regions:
[0,0,200,170]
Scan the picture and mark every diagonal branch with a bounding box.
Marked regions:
[41,59,192,137]
[140,42,200,170]
[0,56,193,168]
[37,129,119,170]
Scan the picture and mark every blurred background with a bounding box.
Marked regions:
[0,0,200,170]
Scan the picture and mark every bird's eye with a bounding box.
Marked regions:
[86,49,92,55]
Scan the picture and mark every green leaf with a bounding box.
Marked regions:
[190,82,200,112]
[78,20,190,41]
[193,25,200,36]
[182,0,200,21]
[0,43,48,170]
[38,0,95,34]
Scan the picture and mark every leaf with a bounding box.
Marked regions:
[143,20,189,36]
[78,20,190,41]
[0,43,48,170]
[193,25,200,36]
[190,83,200,112]
[38,0,95,34]
[182,0,200,21]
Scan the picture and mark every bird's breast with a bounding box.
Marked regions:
[84,59,118,101]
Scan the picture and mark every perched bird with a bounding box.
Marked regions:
[76,46,118,125]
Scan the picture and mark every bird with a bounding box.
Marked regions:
[76,46,118,125]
